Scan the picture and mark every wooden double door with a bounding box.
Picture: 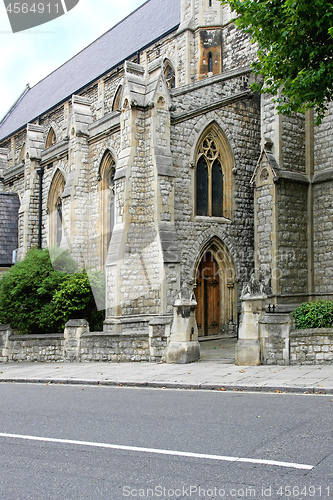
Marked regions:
[195,252,220,336]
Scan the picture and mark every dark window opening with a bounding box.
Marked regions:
[212,160,223,217]
[56,198,62,246]
[208,52,213,73]
[196,157,209,216]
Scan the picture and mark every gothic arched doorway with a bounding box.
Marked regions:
[194,242,237,337]
[195,252,220,336]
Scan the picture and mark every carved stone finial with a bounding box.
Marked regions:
[178,283,196,302]
[241,273,266,298]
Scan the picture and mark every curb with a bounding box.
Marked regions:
[1,378,332,394]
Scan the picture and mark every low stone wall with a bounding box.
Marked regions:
[0,318,171,363]
[290,328,333,365]
[6,334,64,362]
[250,307,333,366]
[80,332,150,362]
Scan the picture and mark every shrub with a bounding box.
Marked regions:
[0,248,104,334]
[50,270,104,332]
[291,300,333,329]
[0,248,67,334]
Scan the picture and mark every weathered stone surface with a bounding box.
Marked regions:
[0,0,332,365]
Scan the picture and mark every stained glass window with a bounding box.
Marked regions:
[196,132,224,217]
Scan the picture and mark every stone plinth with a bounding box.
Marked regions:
[64,319,89,362]
[235,294,266,366]
[166,286,200,364]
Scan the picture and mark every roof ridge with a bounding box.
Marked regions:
[0,84,30,127]
[0,0,181,142]
[26,0,152,94]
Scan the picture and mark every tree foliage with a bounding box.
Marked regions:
[51,270,104,332]
[291,300,333,329]
[222,0,333,124]
[0,248,104,334]
[0,248,67,334]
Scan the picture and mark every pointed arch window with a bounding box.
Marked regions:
[99,151,116,266]
[47,170,65,247]
[46,128,56,149]
[195,127,233,219]
[112,86,122,111]
[163,59,176,89]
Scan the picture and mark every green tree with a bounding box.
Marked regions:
[222,0,333,124]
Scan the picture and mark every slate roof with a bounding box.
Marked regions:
[0,0,180,142]
[0,193,20,266]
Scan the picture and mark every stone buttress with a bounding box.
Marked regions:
[104,60,180,340]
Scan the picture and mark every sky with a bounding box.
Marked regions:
[0,0,144,120]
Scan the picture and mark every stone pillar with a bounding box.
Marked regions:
[166,285,200,364]
[235,275,266,366]
[259,313,291,365]
[63,319,89,362]
[0,324,12,362]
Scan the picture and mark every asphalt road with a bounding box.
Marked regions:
[0,383,332,499]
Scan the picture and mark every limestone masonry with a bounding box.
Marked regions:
[0,0,332,365]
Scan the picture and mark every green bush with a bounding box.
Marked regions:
[50,270,104,332]
[0,248,104,334]
[0,248,68,333]
[291,300,333,329]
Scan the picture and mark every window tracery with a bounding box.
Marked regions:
[163,60,176,89]
[195,127,233,219]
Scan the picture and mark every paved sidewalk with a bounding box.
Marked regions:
[0,360,332,394]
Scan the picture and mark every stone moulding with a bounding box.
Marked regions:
[171,91,251,124]
[3,162,25,184]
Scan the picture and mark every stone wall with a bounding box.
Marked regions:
[170,71,260,294]
[259,313,333,366]
[0,320,170,363]
[277,180,308,295]
[313,179,333,296]
[290,328,333,365]
[314,102,333,174]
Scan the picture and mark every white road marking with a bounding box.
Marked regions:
[0,432,314,470]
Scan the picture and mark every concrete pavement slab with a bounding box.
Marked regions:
[0,361,332,393]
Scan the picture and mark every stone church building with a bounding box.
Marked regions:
[0,0,332,363]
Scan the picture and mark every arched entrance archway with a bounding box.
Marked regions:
[194,239,237,337]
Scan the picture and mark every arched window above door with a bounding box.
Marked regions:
[195,124,234,220]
